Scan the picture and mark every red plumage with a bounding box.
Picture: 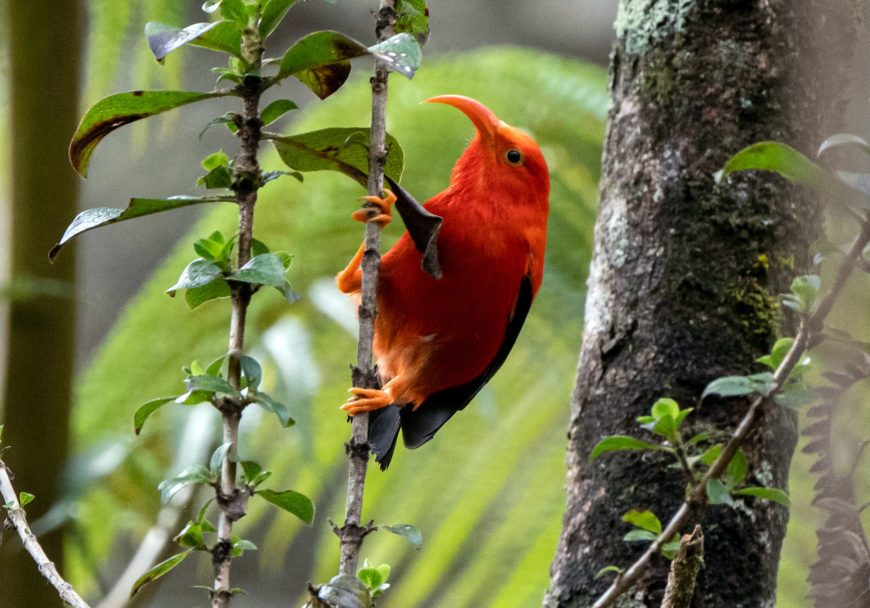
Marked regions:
[338,95,549,468]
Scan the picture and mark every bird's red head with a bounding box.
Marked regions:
[423,95,550,208]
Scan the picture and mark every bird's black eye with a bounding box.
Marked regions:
[505,148,523,166]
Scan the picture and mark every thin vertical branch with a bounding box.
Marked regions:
[338,0,397,577]
[0,461,92,608]
[211,77,262,608]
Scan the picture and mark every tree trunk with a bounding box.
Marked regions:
[545,1,857,606]
[0,1,81,606]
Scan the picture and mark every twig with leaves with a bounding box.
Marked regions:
[0,452,91,608]
[591,137,870,608]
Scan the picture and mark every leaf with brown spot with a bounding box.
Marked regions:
[296,62,352,100]
[271,127,403,187]
[70,90,236,177]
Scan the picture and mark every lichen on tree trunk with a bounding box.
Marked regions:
[545,1,857,606]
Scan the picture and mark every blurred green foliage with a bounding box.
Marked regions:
[67,47,607,606]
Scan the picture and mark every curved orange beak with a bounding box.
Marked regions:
[423,95,501,141]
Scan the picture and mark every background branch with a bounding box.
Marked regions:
[0,460,91,608]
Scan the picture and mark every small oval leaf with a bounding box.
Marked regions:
[379,524,423,550]
[256,489,314,523]
[134,396,176,435]
[130,550,193,597]
[589,435,664,462]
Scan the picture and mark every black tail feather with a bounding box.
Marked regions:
[368,406,401,470]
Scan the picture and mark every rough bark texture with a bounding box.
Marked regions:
[545,1,858,607]
[0,1,80,606]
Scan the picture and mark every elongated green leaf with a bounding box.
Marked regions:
[622,509,662,534]
[184,374,241,398]
[130,550,193,597]
[70,91,235,177]
[157,464,212,503]
[725,449,748,487]
[735,486,791,507]
[261,99,298,125]
[240,356,262,391]
[717,141,869,208]
[209,442,233,471]
[248,390,294,427]
[706,478,735,506]
[380,524,423,550]
[623,529,657,542]
[256,489,314,523]
[229,254,286,286]
[702,372,776,399]
[259,0,299,38]
[271,128,403,187]
[146,21,242,61]
[166,259,224,296]
[185,278,232,310]
[134,396,176,435]
[589,435,664,462]
[50,196,234,262]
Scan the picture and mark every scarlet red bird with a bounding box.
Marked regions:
[337,95,550,469]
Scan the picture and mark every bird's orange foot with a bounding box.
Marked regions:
[351,190,397,227]
[342,387,393,416]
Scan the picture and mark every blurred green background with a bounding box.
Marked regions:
[2,1,868,607]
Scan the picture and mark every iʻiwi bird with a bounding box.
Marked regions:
[337,95,550,469]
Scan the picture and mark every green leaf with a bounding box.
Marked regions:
[674,407,693,428]
[594,565,623,579]
[200,113,239,138]
[272,128,404,187]
[145,21,242,61]
[735,486,791,507]
[202,150,230,171]
[651,398,679,420]
[256,489,314,523]
[185,280,233,310]
[50,196,234,261]
[174,521,207,549]
[785,275,821,315]
[158,464,212,504]
[232,538,257,557]
[209,442,233,472]
[184,374,241,399]
[248,391,294,427]
[220,0,248,23]
[622,509,662,534]
[260,99,299,125]
[717,141,869,208]
[380,524,423,550]
[589,435,664,462]
[240,356,262,391]
[725,449,748,487]
[239,460,263,484]
[19,492,35,506]
[134,397,176,435]
[623,529,657,542]
[70,91,234,177]
[259,0,299,38]
[367,33,422,79]
[199,165,234,189]
[0,425,4,445]
[702,372,776,399]
[250,238,270,257]
[697,443,723,467]
[130,550,193,597]
[276,31,368,82]
[357,561,389,592]
[317,574,372,608]
[166,259,225,296]
[818,132,870,157]
[661,538,682,560]
[706,478,735,506]
[229,254,286,286]
[686,432,711,446]
[757,337,794,370]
